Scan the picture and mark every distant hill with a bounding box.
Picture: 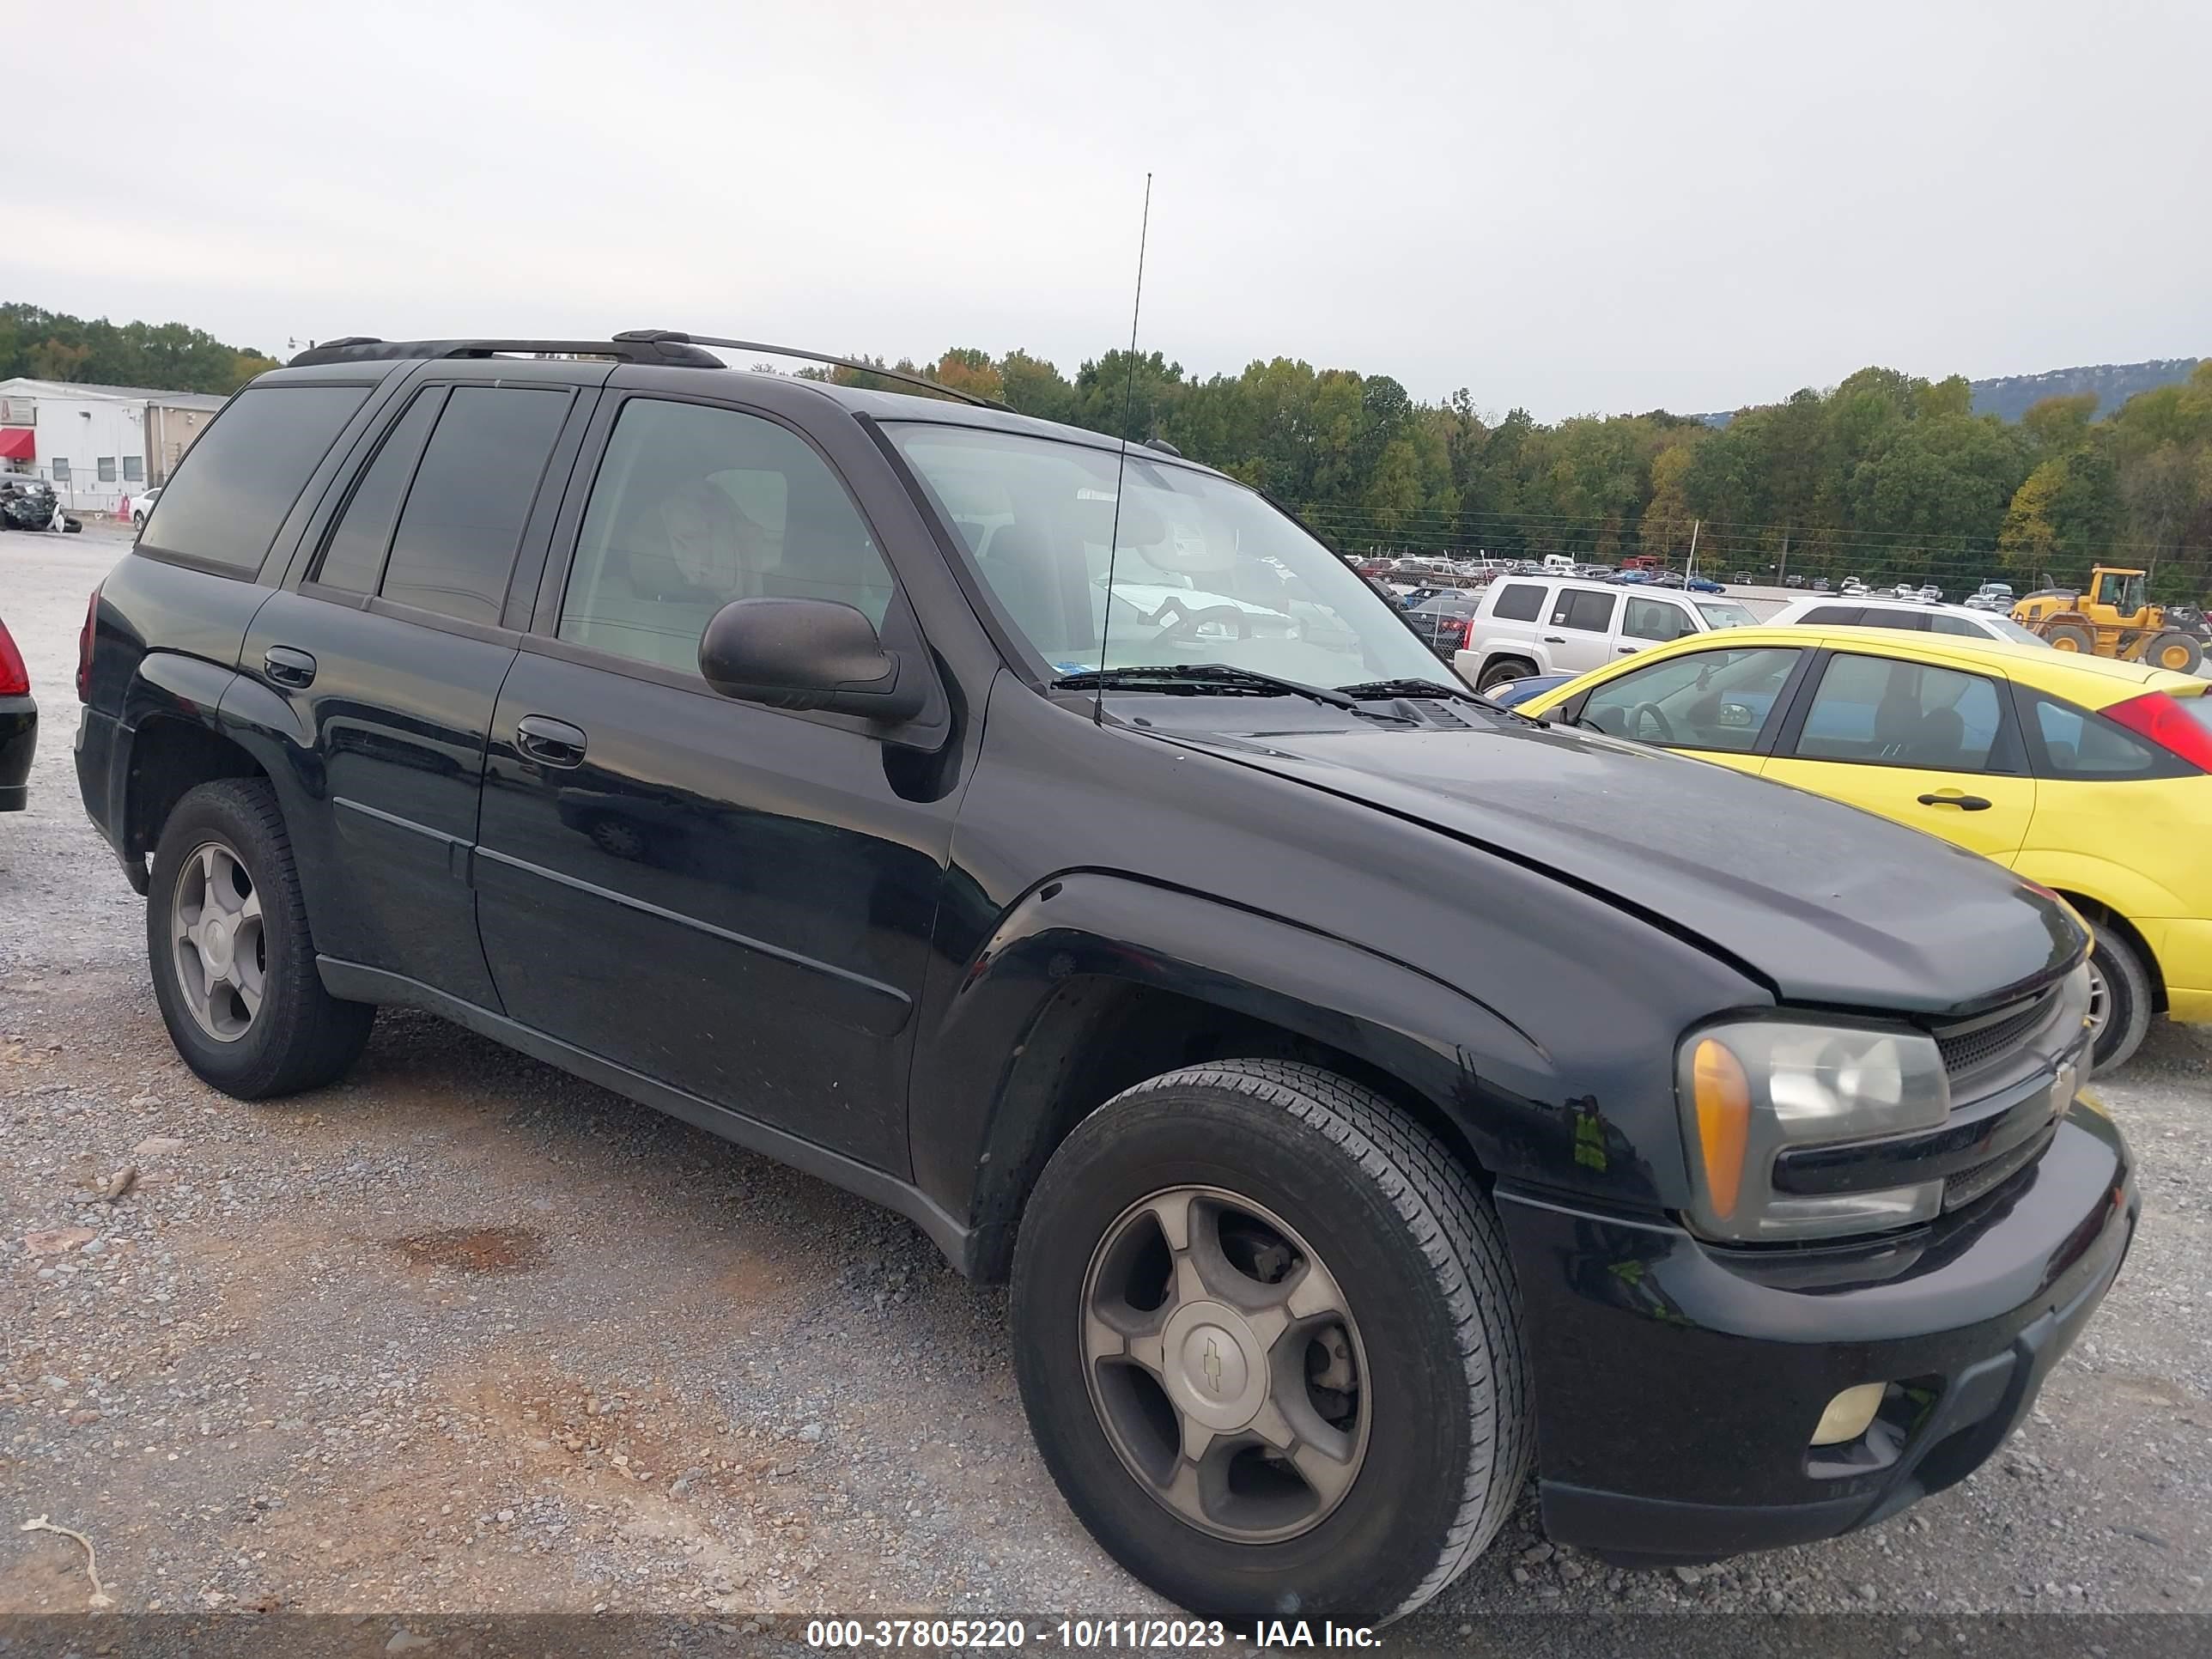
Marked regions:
[1692,357,2202,428]
[1966,359,2201,422]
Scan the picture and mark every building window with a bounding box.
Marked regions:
[98,457,118,483]
[123,456,144,483]
[51,459,70,482]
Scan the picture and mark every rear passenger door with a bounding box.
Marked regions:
[244,373,593,1006]
[471,392,956,1174]
[1542,586,1619,672]
[1763,651,2035,860]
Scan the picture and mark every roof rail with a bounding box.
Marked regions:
[285,336,726,370]
[620,331,1012,411]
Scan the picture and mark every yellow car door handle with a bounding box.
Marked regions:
[1917,793,1992,812]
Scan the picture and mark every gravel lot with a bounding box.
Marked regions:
[3,526,2209,1635]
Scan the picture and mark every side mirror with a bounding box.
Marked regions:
[698,597,926,724]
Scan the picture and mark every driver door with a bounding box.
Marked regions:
[1560,644,1811,775]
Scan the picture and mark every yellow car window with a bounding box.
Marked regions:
[1792,653,2006,772]
[1579,647,1802,750]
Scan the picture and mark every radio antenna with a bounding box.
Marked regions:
[1094,172,1153,726]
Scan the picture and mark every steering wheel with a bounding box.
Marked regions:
[1152,601,1248,644]
[1629,702,1676,743]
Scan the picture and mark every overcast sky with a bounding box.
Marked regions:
[15,1,2208,420]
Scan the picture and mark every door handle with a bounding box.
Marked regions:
[264,647,316,688]
[1616,646,1637,654]
[1917,792,1992,811]
[1543,635,1567,644]
[516,715,587,769]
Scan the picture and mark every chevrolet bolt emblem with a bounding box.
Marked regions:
[1201,1335,1224,1395]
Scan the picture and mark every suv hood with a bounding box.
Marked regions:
[1160,715,2083,1015]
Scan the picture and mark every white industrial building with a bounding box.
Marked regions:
[0,379,228,515]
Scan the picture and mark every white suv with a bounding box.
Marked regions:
[1762,593,2051,647]
[1455,575,1756,690]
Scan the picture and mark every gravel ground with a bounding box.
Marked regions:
[3,526,2209,1634]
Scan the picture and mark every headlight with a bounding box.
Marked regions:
[1678,1020,1950,1242]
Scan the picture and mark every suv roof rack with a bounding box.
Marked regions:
[286,335,727,369]
[620,331,1013,411]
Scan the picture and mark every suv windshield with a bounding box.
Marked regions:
[888,423,1442,688]
[1693,599,1757,629]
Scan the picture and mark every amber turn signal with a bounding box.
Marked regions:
[1692,1037,1752,1219]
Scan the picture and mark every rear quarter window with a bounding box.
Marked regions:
[2030,694,2177,779]
[1489,582,1546,623]
[139,385,369,574]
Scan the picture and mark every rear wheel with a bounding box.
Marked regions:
[1012,1060,1530,1626]
[2142,630,2203,674]
[2044,623,2094,653]
[2085,927,2152,1073]
[147,779,374,1097]
[1476,656,1536,691]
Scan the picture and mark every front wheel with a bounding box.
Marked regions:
[2142,630,2203,674]
[2086,927,2153,1074]
[1012,1060,1531,1626]
[148,779,375,1097]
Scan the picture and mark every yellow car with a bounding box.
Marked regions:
[1520,625,2212,1070]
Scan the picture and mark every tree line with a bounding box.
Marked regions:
[1,304,281,398]
[814,349,2212,600]
[8,296,2204,599]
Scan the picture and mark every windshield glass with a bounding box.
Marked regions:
[1693,599,1757,629]
[1984,614,2051,647]
[887,423,1443,687]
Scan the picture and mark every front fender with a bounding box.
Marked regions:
[908,870,1644,1273]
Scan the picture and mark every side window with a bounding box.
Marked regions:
[1856,608,1928,630]
[1928,611,1987,637]
[2031,696,2162,778]
[1550,588,1616,632]
[1792,653,2005,770]
[1622,595,1695,642]
[139,386,368,573]
[1489,582,1545,623]
[558,398,896,677]
[379,386,570,625]
[1579,647,1801,750]
[1797,605,1862,625]
[311,390,443,594]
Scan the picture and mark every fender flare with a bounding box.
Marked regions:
[908,870,1565,1276]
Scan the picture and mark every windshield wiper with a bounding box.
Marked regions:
[1054,664,1411,720]
[1334,677,1494,707]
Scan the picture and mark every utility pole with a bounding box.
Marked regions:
[1777,530,1789,588]
[1686,519,1700,579]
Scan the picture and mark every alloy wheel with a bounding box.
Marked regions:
[1080,1185,1370,1543]
[171,840,266,1042]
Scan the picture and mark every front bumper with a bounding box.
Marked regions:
[1500,1098,2136,1564]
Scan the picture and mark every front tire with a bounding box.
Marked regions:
[2086,927,2153,1074]
[147,779,374,1097]
[1012,1060,1530,1626]
[2142,630,2203,674]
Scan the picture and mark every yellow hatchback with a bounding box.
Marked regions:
[1519,625,2212,1069]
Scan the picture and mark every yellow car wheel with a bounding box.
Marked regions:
[2045,623,2094,653]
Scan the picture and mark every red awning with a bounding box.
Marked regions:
[0,428,33,460]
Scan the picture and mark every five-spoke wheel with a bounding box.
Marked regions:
[1082,1186,1367,1542]
[170,841,266,1041]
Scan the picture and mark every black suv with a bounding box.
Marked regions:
[76,333,2136,1624]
